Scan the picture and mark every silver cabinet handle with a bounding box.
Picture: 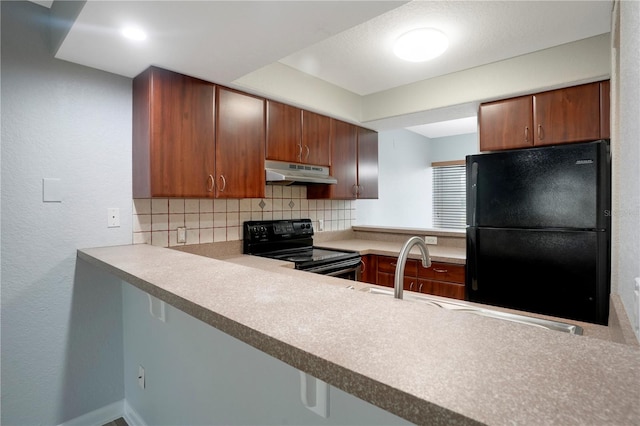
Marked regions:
[207,174,214,192]
[433,268,448,273]
[297,144,303,162]
[352,184,358,196]
[304,145,310,161]
[390,262,397,267]
[537,124,544,140]
[409,281,414,291]
[359,259,365,273]
[418,282,423,293]
[218,175,227,192]
[525,126,530,143]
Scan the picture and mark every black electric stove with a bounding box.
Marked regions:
[243,219,361,279]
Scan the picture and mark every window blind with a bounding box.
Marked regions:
[432,164,466,229]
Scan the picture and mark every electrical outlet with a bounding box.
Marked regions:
[138,365,145,389]
[107,208,120,228]
[425,236,438,245]
[318,219,324,231]
[177,226,187,243]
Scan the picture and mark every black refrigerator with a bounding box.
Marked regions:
[465,140,611,325]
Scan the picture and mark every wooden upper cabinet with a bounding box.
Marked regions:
[600,80,610,139]
[302,110,331,166]
[479,95,533,151]
[479,80,610,152]
[266,104,331,166]
[215,87,265,199]
[533,82,601,146]
[133,66,216,198]
[266,100,302,163]
[356,127,379,199]
[328,118,358,199]
[307,118,358,199]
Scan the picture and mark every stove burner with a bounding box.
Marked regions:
[243,219,361,279]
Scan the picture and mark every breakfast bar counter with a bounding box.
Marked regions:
[78,244,640,425]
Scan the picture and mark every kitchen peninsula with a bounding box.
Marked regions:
[78,243,640,425]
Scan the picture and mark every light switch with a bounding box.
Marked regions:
[42,178,62,203]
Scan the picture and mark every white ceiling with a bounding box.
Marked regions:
[280,1,612,96]
[49,0,612,138]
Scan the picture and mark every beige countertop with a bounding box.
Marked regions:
[78,244,640,426]
[314,238,466,264]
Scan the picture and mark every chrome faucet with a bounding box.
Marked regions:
[394,236,431,299]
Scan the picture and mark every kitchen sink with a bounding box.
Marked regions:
[358,286,583,335]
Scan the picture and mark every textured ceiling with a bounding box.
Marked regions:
[50,0,612,137]
[280,1,612,96]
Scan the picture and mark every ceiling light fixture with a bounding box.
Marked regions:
[121,26,147,41]
[393,28,448,62]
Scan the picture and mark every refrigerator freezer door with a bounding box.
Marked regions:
[466,140,610,230]
[466,227,610,324]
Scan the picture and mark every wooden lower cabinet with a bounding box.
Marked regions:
[363,255,465,300]
[360,254,377,284]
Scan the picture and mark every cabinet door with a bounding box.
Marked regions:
[357,127,379,199]
[418,279,465,300]
[307,119,358,199]
[600,80,610,139]
[479,96,533,151]
[376,256,417,287]
[133,67,216,198]
[266,101,301,163]
[215,87,265,198]
[417,262,465,284]
[360,254,377,284]
[533,82,601,146]
[302,110,331,166]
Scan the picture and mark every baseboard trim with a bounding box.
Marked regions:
[123,401,147,426]
[55,400,124,426]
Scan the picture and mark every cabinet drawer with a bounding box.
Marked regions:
[377,256,417,276]
[417,262,465,283]
[376,271,394,288]
[418,279,465,300]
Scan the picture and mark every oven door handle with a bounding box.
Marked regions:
[301,258,361,275]
[322,265,359,277]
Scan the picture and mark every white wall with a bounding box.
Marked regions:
[122,283,410,425]
[1,2,133,424]
[356,130,478,228]
[428,133,479,163]
[362,34,610,123]
[355,129,432,227]
[613,0,640,339]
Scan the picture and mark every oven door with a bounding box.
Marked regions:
[299,257,362,281]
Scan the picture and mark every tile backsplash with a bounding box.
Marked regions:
[133,185,356,247]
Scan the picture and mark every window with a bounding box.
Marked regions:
[432,161,466,229]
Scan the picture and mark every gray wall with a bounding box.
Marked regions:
[355,131,478,228]
[123,283,409,425]
[1,2,133,424]
[614,0,640,338]
[428,133,478,163]
[355,129,432,227]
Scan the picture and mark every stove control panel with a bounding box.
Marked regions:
[244,219,314,244]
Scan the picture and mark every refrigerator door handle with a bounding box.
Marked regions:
[468,228,479,291]
[468,161,478,226]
